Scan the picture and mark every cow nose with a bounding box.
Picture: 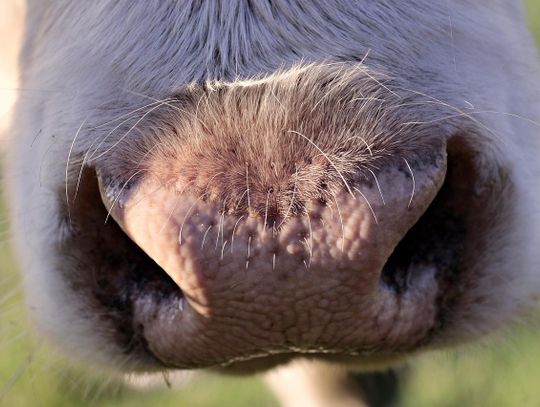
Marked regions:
[95,138,447,366]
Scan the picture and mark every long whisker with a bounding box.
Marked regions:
[215,211,225,250]
[230,215,245,253]
[246,235,252,270]
[220,240,229,260]
[392,85,503,142]
[201,225,213,249]
[120,87,212,130]
[278,164,298,228]
[245,163,251,215]
[178,193,207,246]
[90,100,172,162]
[88,99,174,160]
[403,158,416,208]
[332,195,346,254]
[104,169,145,224]
[263,189,271,228]
[90,99,169,130]
[368,169,386,205]
[342,135,374,156]
[74,102,174,199]
[354,187,378,224]
[305,212,314,268]
[65,118,88,221]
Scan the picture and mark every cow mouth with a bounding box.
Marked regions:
[61,136,494,372]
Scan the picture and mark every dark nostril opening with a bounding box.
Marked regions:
[380,191,466,294]
[61,167,183,361]
[380,137,479,294]
[72,167,183,304]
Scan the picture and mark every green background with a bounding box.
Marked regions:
[1,2,540,406]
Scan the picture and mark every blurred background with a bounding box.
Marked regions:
[1,2,540,406]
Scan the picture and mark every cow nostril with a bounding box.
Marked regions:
[67,168,183,313]
[380,136,485,299]
[380,174,466,294]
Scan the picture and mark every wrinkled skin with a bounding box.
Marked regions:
[5,1,540,406]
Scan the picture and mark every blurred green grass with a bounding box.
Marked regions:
[1,2,540,406]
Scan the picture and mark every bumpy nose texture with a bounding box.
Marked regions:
[146,131,361,229]
[97,146,446,367]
